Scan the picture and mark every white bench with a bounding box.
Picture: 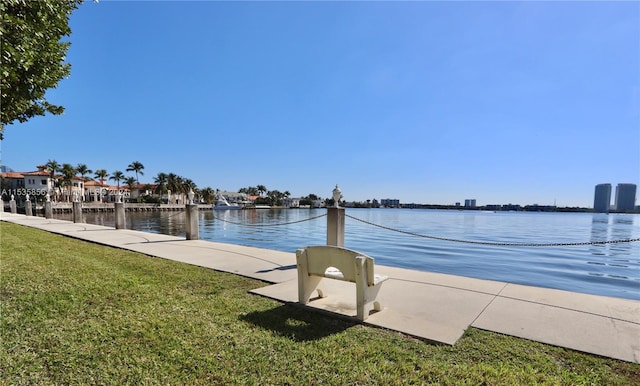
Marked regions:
[296,245,389,321]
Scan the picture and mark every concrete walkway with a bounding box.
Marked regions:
[2,212,638,364]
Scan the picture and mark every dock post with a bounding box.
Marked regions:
[10,195,17,214]
[25,194,33,216]
[185,189,199,240]
[72,192,83,223]
[45,193,53,219]
[327,185,345,247]
[115,192,125,229]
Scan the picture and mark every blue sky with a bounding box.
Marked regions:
[2,0,638,207]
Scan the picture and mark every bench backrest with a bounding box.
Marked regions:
[299,245,376,284]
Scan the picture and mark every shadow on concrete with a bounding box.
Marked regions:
[255,264,297,273]
[121,239,185,245]
[240,304,356,342]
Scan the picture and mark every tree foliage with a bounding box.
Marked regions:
[109,170,125,188]
[0,0,82,139]
[45,159,60,179]
[124,176,136,193]
[59,162,77,201]
[94,169,108,185]
[238,186,259,196]
[76,163,92,181]
[126,161,144,184]
[200,187,215,204]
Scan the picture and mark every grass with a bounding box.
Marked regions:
[1,221,638,385]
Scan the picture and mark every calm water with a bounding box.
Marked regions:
[57,209,640,300]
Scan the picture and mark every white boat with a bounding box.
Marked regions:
[213,195,243,210]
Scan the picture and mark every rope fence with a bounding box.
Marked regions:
[209,210,639,247]
[344,214,640,247]
[212,212,327,227]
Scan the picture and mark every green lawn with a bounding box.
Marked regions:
[1,221,638,385]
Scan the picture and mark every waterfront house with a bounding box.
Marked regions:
[1,169,61,202]
[23,170,56,194]
[282,197,301,208]
[0,171,26,193]
[84,180,110,202]
[129,183,158,201]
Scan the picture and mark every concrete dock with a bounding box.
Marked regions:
[1,212,638,364]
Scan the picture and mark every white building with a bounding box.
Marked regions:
[23,170,56,193]
[282,197,301,208]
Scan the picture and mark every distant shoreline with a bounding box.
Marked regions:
[4,201,639,214]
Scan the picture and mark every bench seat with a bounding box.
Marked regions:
[296,245,388,321]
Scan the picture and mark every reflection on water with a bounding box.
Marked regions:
[588,214,635,285]
[53,209,640,300]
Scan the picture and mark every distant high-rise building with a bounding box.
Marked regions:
[464,199,476,208]
[614,183,637,211]
[593,184,612,213]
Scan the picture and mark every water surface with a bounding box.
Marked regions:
[56,209,640,300]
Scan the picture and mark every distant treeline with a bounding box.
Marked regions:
[343,202,638,213]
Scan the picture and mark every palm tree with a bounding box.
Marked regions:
[182,178,197,203]
[92,169,108,202]
[154,172,168,200]
[60,163,77,202]
[124,176,136,190]
[267,189,291,206]
[124,176,137,202]
[109,170,125,189]
[76,164,92,200]
[44,159,60,200]
[166,173,188,204]
[76,163,92,181]
[94,169,108,185]
[45,159,60,178]
[239,186,259,196]
[257,184,267,197]
[126,161,144,184]
[166,173,181,194]
[200,187,215,205]
[182,178,196,193]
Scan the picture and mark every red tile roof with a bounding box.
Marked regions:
[23,170,51,176]
[0,172,25,178]
[84,180,109,187]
